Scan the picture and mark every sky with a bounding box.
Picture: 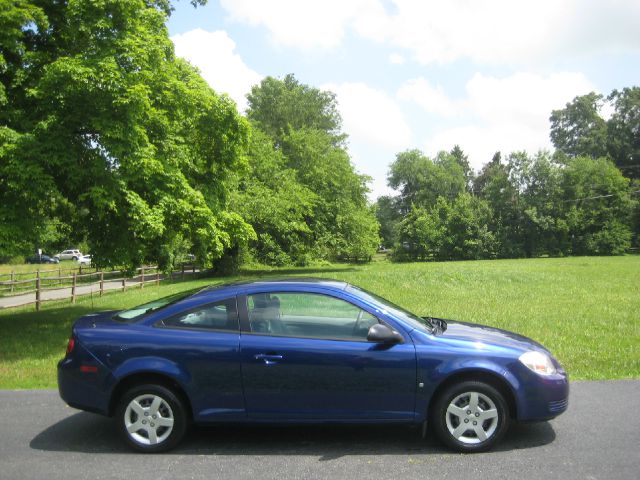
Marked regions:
[167,0,640,199]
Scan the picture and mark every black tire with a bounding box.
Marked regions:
[71,256,77,261]
[431,380,509,453]
[116,384,188,453]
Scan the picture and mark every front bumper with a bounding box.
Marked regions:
[514,364,569,421]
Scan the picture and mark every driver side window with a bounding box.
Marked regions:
[247,292,378,341]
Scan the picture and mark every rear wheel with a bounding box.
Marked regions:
[116,384,188,453]
[431,380,509,452]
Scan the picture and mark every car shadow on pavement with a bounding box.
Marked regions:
[30,412,556,458]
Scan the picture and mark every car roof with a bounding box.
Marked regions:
[197,277,348,297]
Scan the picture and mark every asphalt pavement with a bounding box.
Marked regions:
[0,381,638,480]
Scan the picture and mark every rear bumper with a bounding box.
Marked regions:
[57,356,111,416]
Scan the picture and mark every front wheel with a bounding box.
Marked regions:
[116,384,188,453]
[431,380,509,452]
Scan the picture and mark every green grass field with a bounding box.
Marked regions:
[0,256,638,388]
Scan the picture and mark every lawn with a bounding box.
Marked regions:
[0,256,638,388]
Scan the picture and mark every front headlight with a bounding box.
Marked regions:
[519,351,557,376]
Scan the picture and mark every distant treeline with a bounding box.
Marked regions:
[377,87,640,260]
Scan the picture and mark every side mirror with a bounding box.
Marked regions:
[367,324,404,344]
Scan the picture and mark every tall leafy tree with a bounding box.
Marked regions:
[230,130,316,266]
[375,195,401,247]
[472,153,523,257]
[0,0,254,268]
[388,149,466,212]
[282,127,378,260]
[246,74,345,146]
[550,87,640,180]
[561,156,634,255]
[450,144,474,192]
[245,75,378,262]
[508,151,568,256]
[396,194,495,261]
[550,92,608,159]
[607,87,640,179]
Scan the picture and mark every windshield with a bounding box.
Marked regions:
[113,288,202,322]
[345,285,434,333]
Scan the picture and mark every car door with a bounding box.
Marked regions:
[239,290,417,422]
[149,296,245,422]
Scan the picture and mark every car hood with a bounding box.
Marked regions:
[434,319,549,354]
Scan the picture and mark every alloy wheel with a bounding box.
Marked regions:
[445,391,499,444]
[123,394,175,446]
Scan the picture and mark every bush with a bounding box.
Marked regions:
[0,255,26,265]
[585,220,632,255]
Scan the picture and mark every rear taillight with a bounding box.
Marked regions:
[66,336,75,355]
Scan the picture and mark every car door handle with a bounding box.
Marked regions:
[254,354,283,365]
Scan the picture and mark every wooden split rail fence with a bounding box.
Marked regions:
[0,264,198,310]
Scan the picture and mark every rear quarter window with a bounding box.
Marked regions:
[159,298,238,331]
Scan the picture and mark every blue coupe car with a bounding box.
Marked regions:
[58,278,568,453]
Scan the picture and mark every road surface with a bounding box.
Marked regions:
[0,380,638,480]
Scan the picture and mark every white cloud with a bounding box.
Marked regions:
[415,72,596,169]
[171,29,262,111]
[221,0,640,64]
[465,72,595,128]
[324,82,413,151]
[361,1,559,64]
[322,82,413,199]
[388,53,406,65]
[388,1,640,65]
[220,0,384,50]
[397,78,460,117]
[426,124,550,169]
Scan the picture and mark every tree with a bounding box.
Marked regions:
[560,157,634,255]
[508,151,568,256]
[281,127,378,260]
[395,205,442,261]
[0,0,254,269]
[450,144,474,192]
[396,194,495,261]
[246,74,345,146]
[550,87,640,180]
[375,195,401,247]
[607,87,640,179]
[441,194,496,260]
[550,92,608,159]
[473,152,523,257]
[245,75,379,263]
[230,130,316,266]
[388,149,466,212]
